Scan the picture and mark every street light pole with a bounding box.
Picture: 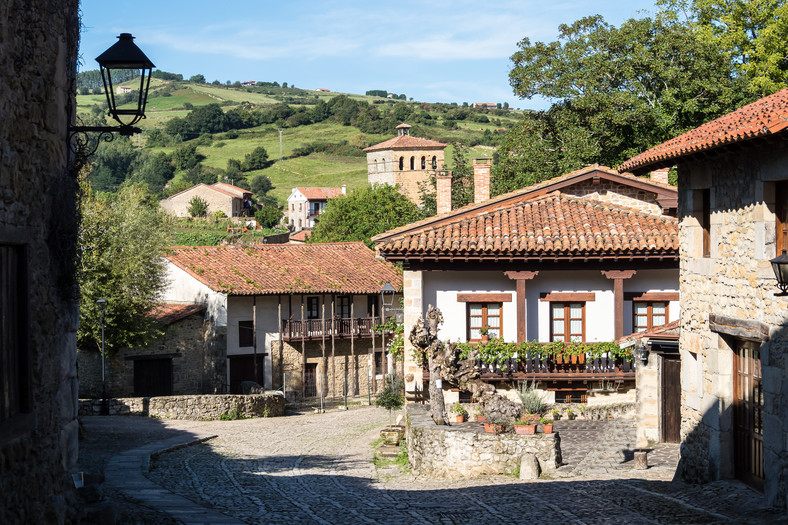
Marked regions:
[96,298,108,415]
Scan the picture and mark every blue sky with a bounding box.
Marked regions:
[79,0,658,110]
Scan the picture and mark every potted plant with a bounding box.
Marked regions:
[484,413,509,434]
[566,409,576,421]
[479,326,490,343]
[376,375,405,445]
[513,419,537,435]
[474,405,487,423]
[451,402,468,423]
[540,417,553,434]
[551,409,561,421]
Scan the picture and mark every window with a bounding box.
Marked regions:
[421,156,426,169]
[776,181,788,253]
[1,244,29,425]
[399,157,404,170]
[633,302,668,332]
[238,320,253,347]
[375,351,385,374]
[551,302,584,342]
[299,203,302,211]
[696,188,710,257]
[307,297,320,319]
[431,156,437,169]
[467,303,502,340]
[337,295,351,318]
[410,156,415,170]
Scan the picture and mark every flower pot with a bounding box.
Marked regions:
[567,413,576,421]
[484,423,505,434]
[514,424,536,435]
[542,424,553,434]
[455,414,465,423]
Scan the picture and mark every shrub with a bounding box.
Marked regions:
[187,196,208,217]
[518,381,547,415]
[375,375,405,423]
[255,206,281,229]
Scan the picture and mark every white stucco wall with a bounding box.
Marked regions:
[162,262,228,325]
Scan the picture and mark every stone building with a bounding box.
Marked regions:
[620,88,788,506]
[1,2,81,523]
[374,164,679,406]
[77,303,225,398]
[160,181,254,217]
[364,123,447,203]
[162,242,402,399]
[286,185,345,231]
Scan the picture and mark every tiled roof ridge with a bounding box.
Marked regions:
[620,88,788,173]
[163,183,231,201]
[372,165,675,242]
[212,182,251,194]
[363,134,448,151]
[617,319,680,345]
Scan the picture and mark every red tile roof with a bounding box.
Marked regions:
[166,242,401,295]
[620,88,788,173]
[212,182,251,197]
[363,135,447,152]
[296,187,344,200]
[149,303,206,325]
[289,230,310,242]
[617,319,680,345]
[374,192,678,262]
[373,165,676,243]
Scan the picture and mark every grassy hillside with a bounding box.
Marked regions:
[77,79,519,203]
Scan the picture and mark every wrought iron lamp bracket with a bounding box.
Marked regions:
[68,124,140,174]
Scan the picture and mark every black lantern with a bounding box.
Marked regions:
[96,33,155,129]
[771,249,788,295]
[634,340,649,366]
[69,34,154,171]
[381,281,396,307]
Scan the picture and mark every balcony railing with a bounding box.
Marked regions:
[475,353,634,381]
[280,317,382,341]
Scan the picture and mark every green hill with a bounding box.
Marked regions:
[77,78,520,203]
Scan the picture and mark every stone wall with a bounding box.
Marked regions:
[272,338,393,399]
[78,312,225,397]
[160,185,237,217]
[78,394,286,419]
[565,181,664,215]
[0,2,81,523]
[407,405,561,478]
[676,146,788,508]
[366,147,446,204]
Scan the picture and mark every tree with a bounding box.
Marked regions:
[658,0,788,96]
[419,143,474,215]
[495,14,748,194]
[89,139,141,192]
[77,183,168,353]
[187,196,209,217]
[130,152,175,194]
[248,174,273,198]
[242,146,270,171]
[189,74,206,83]
[255,206,282,228]
[308,184,424,247]
[172,143,200,171]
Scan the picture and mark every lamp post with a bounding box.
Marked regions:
[95,298,108,415]
[771,249,788,295]
[380,281,396,322]
[634,340,649,366]
[69,33,155,169]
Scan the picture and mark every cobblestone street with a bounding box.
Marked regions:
[80,407,787,524]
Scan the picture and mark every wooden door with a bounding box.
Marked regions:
[229,355,264,394]
[134,358,172,397]
[304,363,318,398]
[661,356,681,443]
[734,342,764,490]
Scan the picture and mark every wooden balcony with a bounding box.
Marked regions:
[280,317,382,341]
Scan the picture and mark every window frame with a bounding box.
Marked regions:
[549,302,586,342]
[336,295,351,318]
[633,301,669,332]
[466,302,503,341]
[307,297,320,319]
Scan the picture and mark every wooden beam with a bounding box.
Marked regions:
[602,270,637,340]
[456,293,513,302]
[709,314,769,342]
[505,271,538,343]
[539,292,596,302]
[624,291,679,301]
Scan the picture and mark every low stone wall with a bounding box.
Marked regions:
[79,393,286,419]
[407,405,561,478]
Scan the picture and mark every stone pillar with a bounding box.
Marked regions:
[635,339,660,444]
[473,158,491,203]
[436,170,452,215]
[403,270,424,401]
[601,270,636,340]
[504,271,539,342]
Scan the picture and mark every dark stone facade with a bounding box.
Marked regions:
[0,1,81,523]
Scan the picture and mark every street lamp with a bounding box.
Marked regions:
[69,33,155,168]
[770,249,788,295]
[95,298,109,415]
[634,340,649,366]
[380,281,396,307]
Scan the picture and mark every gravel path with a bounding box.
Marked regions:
[79,407,787,524]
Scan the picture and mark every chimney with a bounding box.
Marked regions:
[650,168,669,185]
[436,170,452,215]
[473,158,491,203]
[341,184,347,194]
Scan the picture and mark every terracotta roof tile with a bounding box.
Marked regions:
[617,319,680,345]
[289,230,310,242]
[166,242,401,295]
[212,182,251,197]
[363,135,447,152]
[375,192,678,261]
[149,303,206,325]
[296,187,344,200]
[620,88,788,173]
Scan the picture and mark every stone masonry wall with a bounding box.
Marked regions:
[78,394,285,419]
[0,2,82,523]
[366,147,446,204]
[677,147,788,509]
[78,313,225,397]
[407,405,561,478]
[566,181,664,215]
